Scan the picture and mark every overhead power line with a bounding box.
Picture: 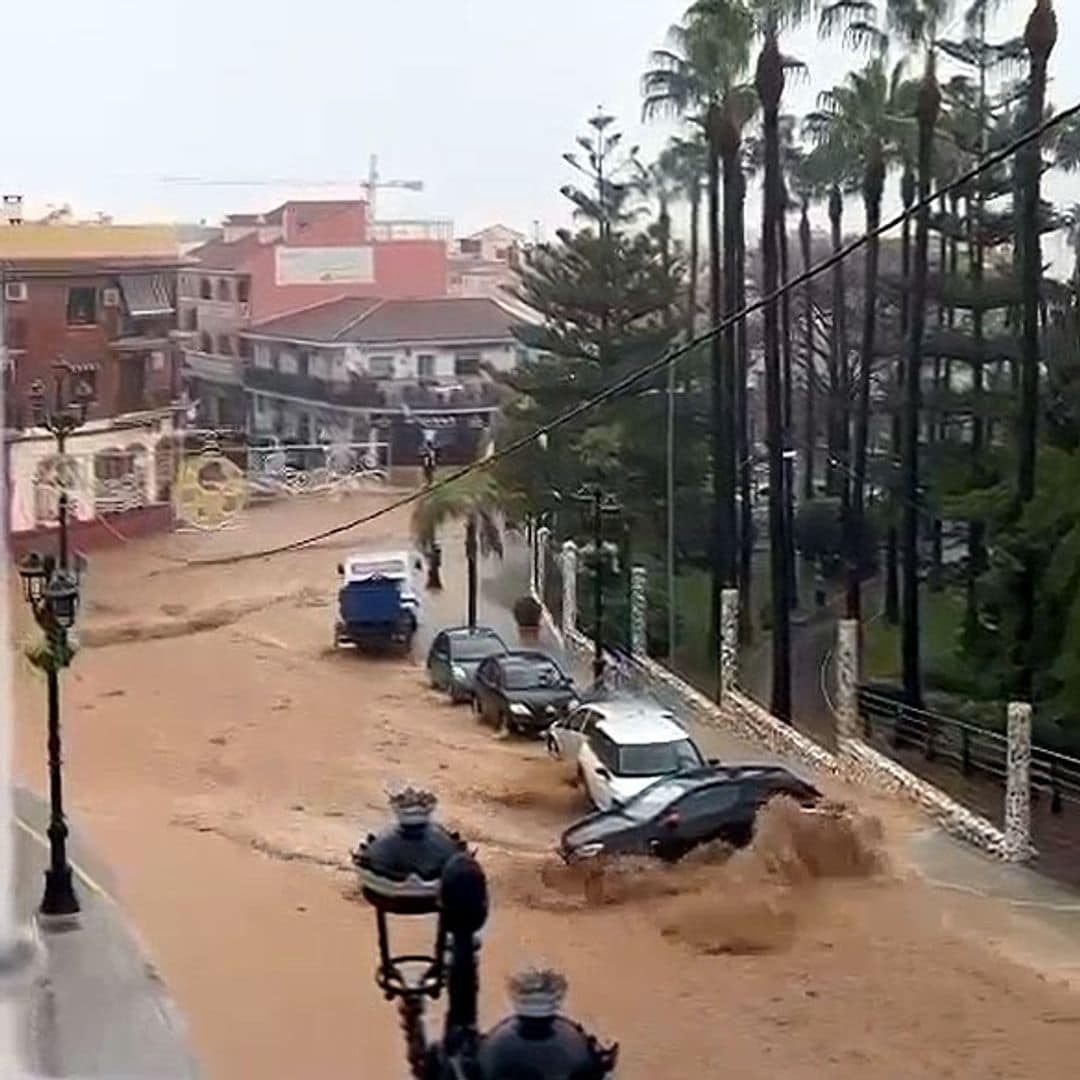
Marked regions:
[184,100,1080,568]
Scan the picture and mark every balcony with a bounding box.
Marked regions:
[244,366,501,411]
[184,350,243,387]
[246,365,388,407]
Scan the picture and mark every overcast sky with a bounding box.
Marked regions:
[7,1,1079,263]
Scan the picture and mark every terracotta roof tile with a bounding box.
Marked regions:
[246,296,519,345]
[188,233,263,270]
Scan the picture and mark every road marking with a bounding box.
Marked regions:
[13,816,111,901]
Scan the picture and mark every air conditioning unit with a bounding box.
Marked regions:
[4,282,27,302]
[102,287,120,308]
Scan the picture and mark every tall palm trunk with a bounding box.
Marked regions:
[1016,0,1057,697]
[736,167,754,645]
[800,197,816,503]
[719,117,740,599]
[886,164,915,627]
[659,198,677,663]
[466,515,479,629]
[902,63,941,709]
[707,109,728,690]
[929,195,948,592]
[827,185,847,501]
[686,177,702,344]
[757,32,791,722]
[848,149,885,624]
[779,185,798,611]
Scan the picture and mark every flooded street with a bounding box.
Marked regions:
[11,491,1080,1078]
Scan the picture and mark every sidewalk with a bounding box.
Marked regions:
[12,786,199,1078]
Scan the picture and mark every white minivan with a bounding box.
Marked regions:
[547,698,707,811]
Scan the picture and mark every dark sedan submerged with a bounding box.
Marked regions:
[559,764,821,863]
[473,651,578,735]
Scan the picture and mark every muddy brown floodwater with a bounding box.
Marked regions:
[11,491,1080,1078]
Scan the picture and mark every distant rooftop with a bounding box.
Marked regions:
[188,232,264,270]
[0,224,183,263]
[224,199,364,227]
[246,296,520,345]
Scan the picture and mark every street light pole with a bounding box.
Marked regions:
[21,360,95,924]
[354,789,618,1078]
[572,485,620,690]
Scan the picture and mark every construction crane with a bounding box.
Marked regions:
[159,155,423,222]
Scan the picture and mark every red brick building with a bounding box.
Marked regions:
[1,224,188,540]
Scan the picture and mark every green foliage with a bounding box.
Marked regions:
[411,471,508,558]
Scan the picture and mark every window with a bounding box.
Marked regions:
[199,332,213,353]
[200,278,213,300]
[450,633,505,662]
[66,286,97,326]
[459,238,482,255]
[455,351,481,376]
[183,307,198,332]
[615,739,703,778]
[369,355,395,378]
[237,278,250,304]
[589,731,620,771]
[5,317,27,350]
[218,335,234,356]
[502,659,564,690]
[297,351,311,378]
[217,279,232,302]
[494,246,509,260]
[238,338,252,359]
[675,785,741,819]
[417,354,436,379]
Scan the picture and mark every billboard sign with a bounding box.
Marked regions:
[275,246,375,286]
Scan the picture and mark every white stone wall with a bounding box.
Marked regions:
[529,584,1012,859]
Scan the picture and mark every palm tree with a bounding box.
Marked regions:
[808,56,910,624]
[643,2,755,692]
[1016,0,1058,697]
[752,0,814,722]
[412,472,505,630]
[666,133,710,341]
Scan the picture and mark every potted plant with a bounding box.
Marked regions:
[513,595,543,640]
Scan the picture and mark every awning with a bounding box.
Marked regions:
[119,274,173,317]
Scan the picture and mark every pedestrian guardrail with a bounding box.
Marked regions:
[858,686,1080,813]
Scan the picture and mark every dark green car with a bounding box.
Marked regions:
[426,626,507,703]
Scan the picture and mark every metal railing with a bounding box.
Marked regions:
[858,686,1080,813]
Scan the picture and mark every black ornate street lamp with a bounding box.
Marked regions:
[18,360,96,924]
[572,486,621,689]
[354,789,617,1078]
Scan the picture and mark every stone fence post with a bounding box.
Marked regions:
[535,526,550,600]
[561,541,578,640]
[1004,701,1033,862]
[720,588,740,701]
[835,619,860,743]
[630,565,648,658]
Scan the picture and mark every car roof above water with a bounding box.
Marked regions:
[592,700,687,745]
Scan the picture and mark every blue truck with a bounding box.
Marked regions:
[334,550,423,652]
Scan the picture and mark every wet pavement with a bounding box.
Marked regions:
[12,787,199,1078]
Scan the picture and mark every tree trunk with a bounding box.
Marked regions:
[757,34,791,722]
[779,187,798,611]
[1016,1,1057,697]
[827,185,847,503]
[800,198,815,503]
[902,64,941,709]
[686,178,701,344]
[720,137,739,593]
[849,154,885,624]
[707,114,727,687]
[886,165,915,627]
[466,516,479,630]
[736,167,754,645]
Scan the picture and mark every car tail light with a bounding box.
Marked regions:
[661,811,680,830]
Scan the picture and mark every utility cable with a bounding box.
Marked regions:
[183,100,1080,567]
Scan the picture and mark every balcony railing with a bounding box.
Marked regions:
[244,366,500,410]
